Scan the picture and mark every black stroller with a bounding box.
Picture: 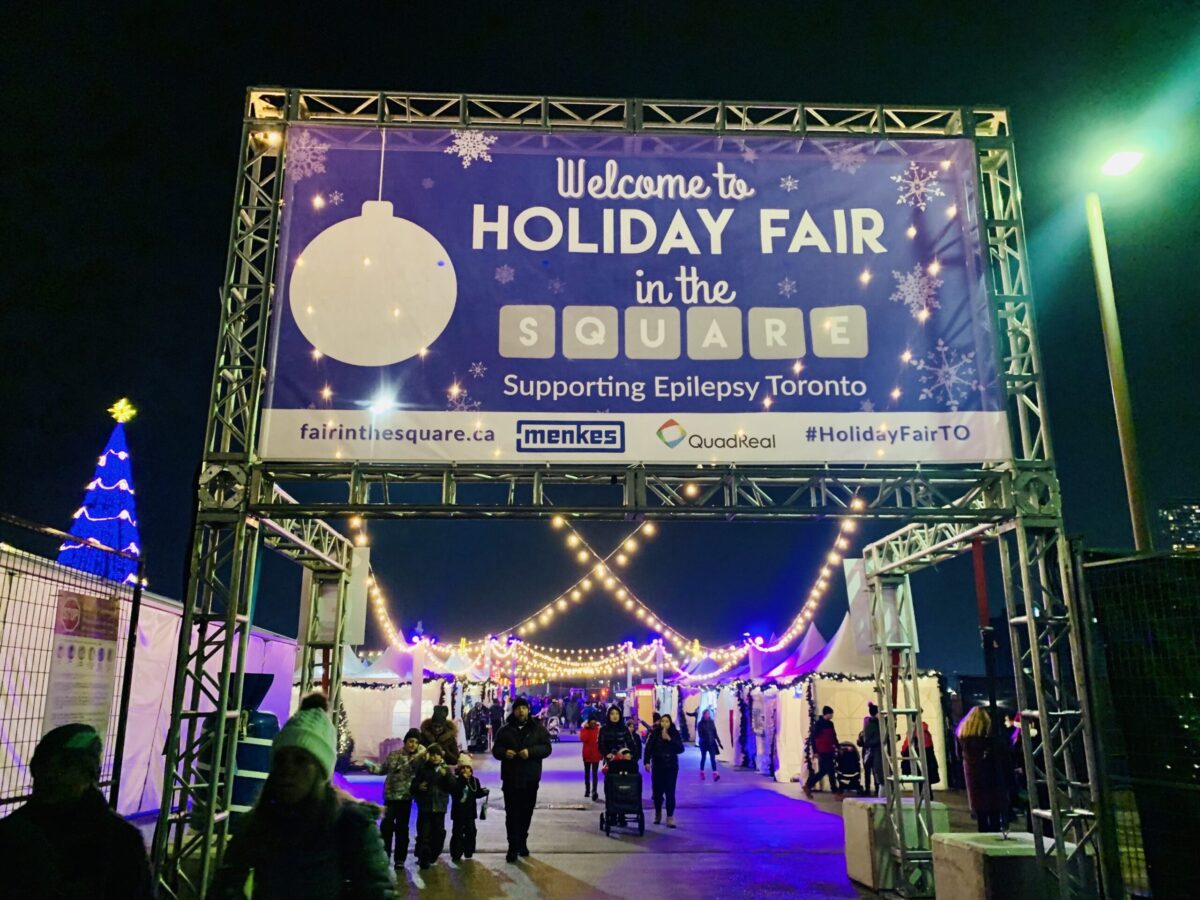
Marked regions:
[599,760,645,836]
[835,741,863,795]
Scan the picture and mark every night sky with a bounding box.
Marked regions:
[5,5,1199,683]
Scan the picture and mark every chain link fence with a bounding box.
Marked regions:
[0,512,142,815]
[1081,550,1199,900]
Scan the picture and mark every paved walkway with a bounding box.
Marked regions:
[342,738,874,899]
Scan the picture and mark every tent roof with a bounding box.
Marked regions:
[764,625,827,680]
[814,613,873,676]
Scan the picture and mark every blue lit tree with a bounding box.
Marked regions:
[57,399,142,585]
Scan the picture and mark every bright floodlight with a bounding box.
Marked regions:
[1101,151,1144,177]
[369,391,396,415]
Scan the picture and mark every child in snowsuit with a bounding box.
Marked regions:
[366,727,426,866]
[448,754,489,861]
[411,745,455,869]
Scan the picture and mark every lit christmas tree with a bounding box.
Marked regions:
[57,398,142,585]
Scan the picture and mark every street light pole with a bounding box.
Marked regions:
[1084,191,1152,551]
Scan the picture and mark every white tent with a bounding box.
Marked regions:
[763,625,827,680]
[771,614,948,789]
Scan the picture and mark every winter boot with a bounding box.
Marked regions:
[667,816,676,828]
[654,811,662,825]
[699,770,705,781]
[506,847,518,863]
[713,772,720,782]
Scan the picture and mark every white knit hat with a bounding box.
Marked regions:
[273,695,337,778]
[457,753,473,768]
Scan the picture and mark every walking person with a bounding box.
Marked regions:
[802,706,843,800]
[420,705,459,760]
[859,703,883,797]
[599,705,642,826]
[644,712,685,827]
[696,708,723,782]
[957,707,1009,832]
[366,727,426,868]
[0,723,153,900]
[210,693,394,898]
[448,754,489,861]
[411,744,455,870]
[580,712,602,801]
[491,697,553,863]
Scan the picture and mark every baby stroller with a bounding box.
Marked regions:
[835,741,863,795]
[599,757,645,836]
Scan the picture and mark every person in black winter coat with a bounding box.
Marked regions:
[598,705,641,773]
[643,713,685,827]
[696,708,723,781]
[448,755,489,860]
[491,697,553,863]
[411,745,456,870]
[0,723,153,900]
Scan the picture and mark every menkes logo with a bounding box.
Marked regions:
[656,419,687,449]
[516,420,625,453]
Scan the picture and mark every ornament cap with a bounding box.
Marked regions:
[362,199,393,218]
[108,398,137,423]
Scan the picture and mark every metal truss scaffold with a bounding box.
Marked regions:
[152,89,1102,899]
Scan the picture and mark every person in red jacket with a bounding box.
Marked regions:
[579,713,602,801]
[803,706,843,800]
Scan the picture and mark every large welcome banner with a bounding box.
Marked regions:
[260,126,1008,464]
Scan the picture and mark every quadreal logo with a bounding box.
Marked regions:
[516,420,625,453]
[656,419,687,448]
[656,419,776,450]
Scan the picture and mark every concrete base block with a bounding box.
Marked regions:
[932,832,1089,900]
[843,797,949,891]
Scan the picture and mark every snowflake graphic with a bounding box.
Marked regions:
[447,387,482,412]
[891,160,945,210]
[859,399,876,412]
[778,277,797,298]
[494,264,516,285]
[911,340,980,411]
[548,277,566,295]
[287,131,330,181]
[736,140,758,163]
[421,177,435,189]
[328,191,344,205]
[444,130,498,168]
[890,264,944,321]
[779,175,799,192]
[825,142,868,174]
[468,361,487,379]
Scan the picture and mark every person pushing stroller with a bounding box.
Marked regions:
[598,705,641,827]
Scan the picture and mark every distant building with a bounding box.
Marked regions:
[1159,500,1200,554]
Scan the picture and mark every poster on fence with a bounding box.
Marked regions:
[260,126,1009,464]
[41,590,120,737]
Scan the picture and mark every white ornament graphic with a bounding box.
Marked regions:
[328,191,344,206]
[421,177,435,189]
[779,175,799,192]
[890,264,943,321]
[287,131,330,181]
[827,142,868,174]
[468,361,487,379]
[548,277,566,295]
[778,277,797,298]
[444,130,498,168]
[891,161,945,210]
[290,201,458,366]
[494,264,516,285]
[911,339,980,411]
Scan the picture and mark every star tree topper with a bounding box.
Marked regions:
[108,398,138,423]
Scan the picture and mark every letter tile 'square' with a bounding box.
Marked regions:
[687,307,742,360]
[499,305,556,358]
[749,308,806,359]
[625,307,681,360]
[809,305,868,358]
[563,306,619,359]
